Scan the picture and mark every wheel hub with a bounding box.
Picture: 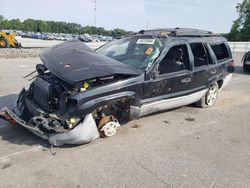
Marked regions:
[100,121,120,137]
[206,85,218,106]
[98,115,120,137]
[0,40,6,47]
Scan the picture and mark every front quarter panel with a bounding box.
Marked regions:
[62,75,144,120]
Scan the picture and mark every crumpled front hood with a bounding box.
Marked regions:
[40,39,142,84]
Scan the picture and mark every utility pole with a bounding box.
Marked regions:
[89,0,97,27]
[94,0,97,27]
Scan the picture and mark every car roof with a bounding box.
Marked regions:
[124,28,228,45]
[125,28,224,41]
[143,28,220,37]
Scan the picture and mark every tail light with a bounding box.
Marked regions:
[227,60,235,73]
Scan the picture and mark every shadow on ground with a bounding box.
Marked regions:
[0,94,18,109]
[0,94,49,147]
[233,65,250,75]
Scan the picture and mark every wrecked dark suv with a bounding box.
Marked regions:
[0,28,234,146]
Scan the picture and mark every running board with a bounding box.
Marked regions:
[130,89,207,118]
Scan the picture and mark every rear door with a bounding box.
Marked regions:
[188,42,218,91]
[209,42,233,76]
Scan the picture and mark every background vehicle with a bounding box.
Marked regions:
[0,30,21,48]
[242,50,250,72]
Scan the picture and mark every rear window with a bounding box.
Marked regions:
[210,43,229,62]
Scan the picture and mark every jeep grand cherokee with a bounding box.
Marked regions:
[0,28,234,146]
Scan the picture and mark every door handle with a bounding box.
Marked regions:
[181,78,191,83]
[210,70,217,74]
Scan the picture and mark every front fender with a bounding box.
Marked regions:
[64,91,137,119]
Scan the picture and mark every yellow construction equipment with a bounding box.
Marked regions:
[0,31,21,48]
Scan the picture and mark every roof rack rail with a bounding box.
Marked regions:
[142,28,221,37]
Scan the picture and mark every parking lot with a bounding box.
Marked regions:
[0,52,249,187]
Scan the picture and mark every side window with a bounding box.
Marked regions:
[159,45,190,75]
[190,43,212,67]
[210,43,229,62]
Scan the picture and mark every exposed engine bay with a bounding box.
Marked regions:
[0,68,131,146]
[3,66,131,137]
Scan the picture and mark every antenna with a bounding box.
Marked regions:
[146,19,148,30]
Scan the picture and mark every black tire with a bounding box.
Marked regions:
[195,82,219,108]
[243,62,250,73]
[15,42,22,48]
[0,38,9,48]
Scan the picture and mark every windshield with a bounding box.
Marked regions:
[96,36,162,71]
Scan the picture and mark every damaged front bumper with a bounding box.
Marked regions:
[49,114,100,146]
[0,107,49,139]
[0,90,100,146]
[0,107,100,146]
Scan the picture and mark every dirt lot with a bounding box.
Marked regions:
[0,53,249,188]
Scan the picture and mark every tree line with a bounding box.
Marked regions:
[0,15,127,37]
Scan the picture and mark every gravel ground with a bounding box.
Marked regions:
[0,41,106,59]
[0,48,43,59]
[17,37,63,48]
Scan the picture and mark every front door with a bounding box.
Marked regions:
[142,42,193,104]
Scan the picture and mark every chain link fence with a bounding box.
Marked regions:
[228,42,250,53]
[233,52,244,64]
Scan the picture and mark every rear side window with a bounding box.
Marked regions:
[210,43,229,62]
[190,43,212,67]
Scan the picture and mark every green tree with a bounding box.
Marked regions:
[0,15,128,37]
[9,19,22,30]
[23,19,36,32]
[228,0,250,41]
[111,28,127,37]
[0,15,4,29]
[37,20,48,33]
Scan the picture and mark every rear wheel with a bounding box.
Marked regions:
[195,82,219,108]
[14,39,22,48]
[0,38,9,48]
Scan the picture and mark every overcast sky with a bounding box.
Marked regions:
[0,0,240,33]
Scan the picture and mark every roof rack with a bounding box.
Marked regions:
[142,28,221,37]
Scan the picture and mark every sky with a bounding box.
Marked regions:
[0,0,241,33]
